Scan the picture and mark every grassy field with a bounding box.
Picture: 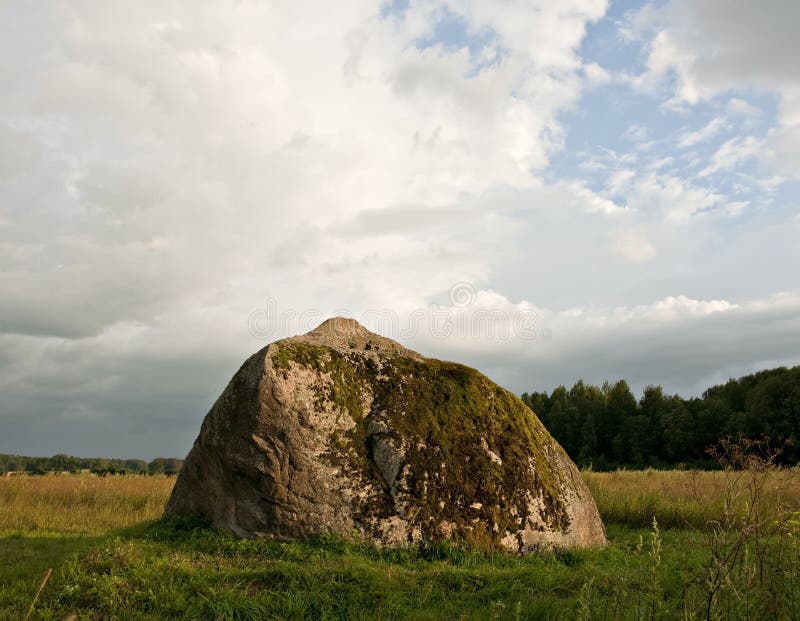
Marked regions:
[0,474,175,535]
[583,468,800,529]
[2,469,800,620]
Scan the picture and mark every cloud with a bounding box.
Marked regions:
[605,168,636,194]
[634,0,800,100]
[0,1,605,340]
[765,125,800,179]
[627,0,800,176]
[676,116,727,148]
[583,61,612,87]
[726,97,761,117]
[420,290,800,404]
[608,228,656,263]
[621,172,724,220]
[1,1,798,459]
[697,136,765,178]
[623,124,651,142]
[569,183,625,214]
[761,89,800,180]
[0,1,621,456]
[3,284,798,458]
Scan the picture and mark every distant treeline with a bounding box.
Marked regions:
[522,365,800,470]
[5,365,799,474]
[0,454,183,475]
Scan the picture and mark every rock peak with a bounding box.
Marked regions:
[313,316,369,336]
[297,316,415,357]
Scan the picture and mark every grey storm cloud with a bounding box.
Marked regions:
[0,0,798,459]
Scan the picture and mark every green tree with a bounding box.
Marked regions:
[607,380,638,464]
[638,385,668,463]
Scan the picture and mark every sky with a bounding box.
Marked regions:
[1,0,799,459]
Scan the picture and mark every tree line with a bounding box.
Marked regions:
[3,364,798,474]
[0,454,183,475]
[521,365,800,470]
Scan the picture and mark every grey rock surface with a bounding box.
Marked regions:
[165,317,606,551]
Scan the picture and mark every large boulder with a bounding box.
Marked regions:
[165,318,605,551]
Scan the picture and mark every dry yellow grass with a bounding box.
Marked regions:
[4,469,800,537]
[0,473,175,535]
[583,468,800,528]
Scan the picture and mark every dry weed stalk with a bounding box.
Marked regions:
[23,567,52,621]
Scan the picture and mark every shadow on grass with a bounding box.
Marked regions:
[0,531,103,615]
[2,518,626,620]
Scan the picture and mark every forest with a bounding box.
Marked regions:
[522,365,800,470]
[0,454,183,475]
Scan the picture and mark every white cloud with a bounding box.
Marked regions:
[697,136,764,178]
[569,183,625,214]
[583,61,611,86]
[406,290,797,404]
[1,1,798,458]
[625,295,736,321]
[452,0,608,70]
[606,168,636,194]
[634,0,800,100]
[625,172,724,220]
[608,228,656,263]
[628,0,800,176]
[721,200,749,217]
[623,123,651,142]
[726,97,761,117]
[766,126,800,179]
[0,0,630,456]
[759,88,800,179]
[677,116,727,148]
[644,156,674,171]
[0,1,608,340]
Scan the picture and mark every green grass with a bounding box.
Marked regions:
[2,471,800,619]
[2,522,710,620]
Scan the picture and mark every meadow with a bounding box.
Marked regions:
[2,467,800,620]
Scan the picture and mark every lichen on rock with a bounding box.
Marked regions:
[165,317,606,551]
